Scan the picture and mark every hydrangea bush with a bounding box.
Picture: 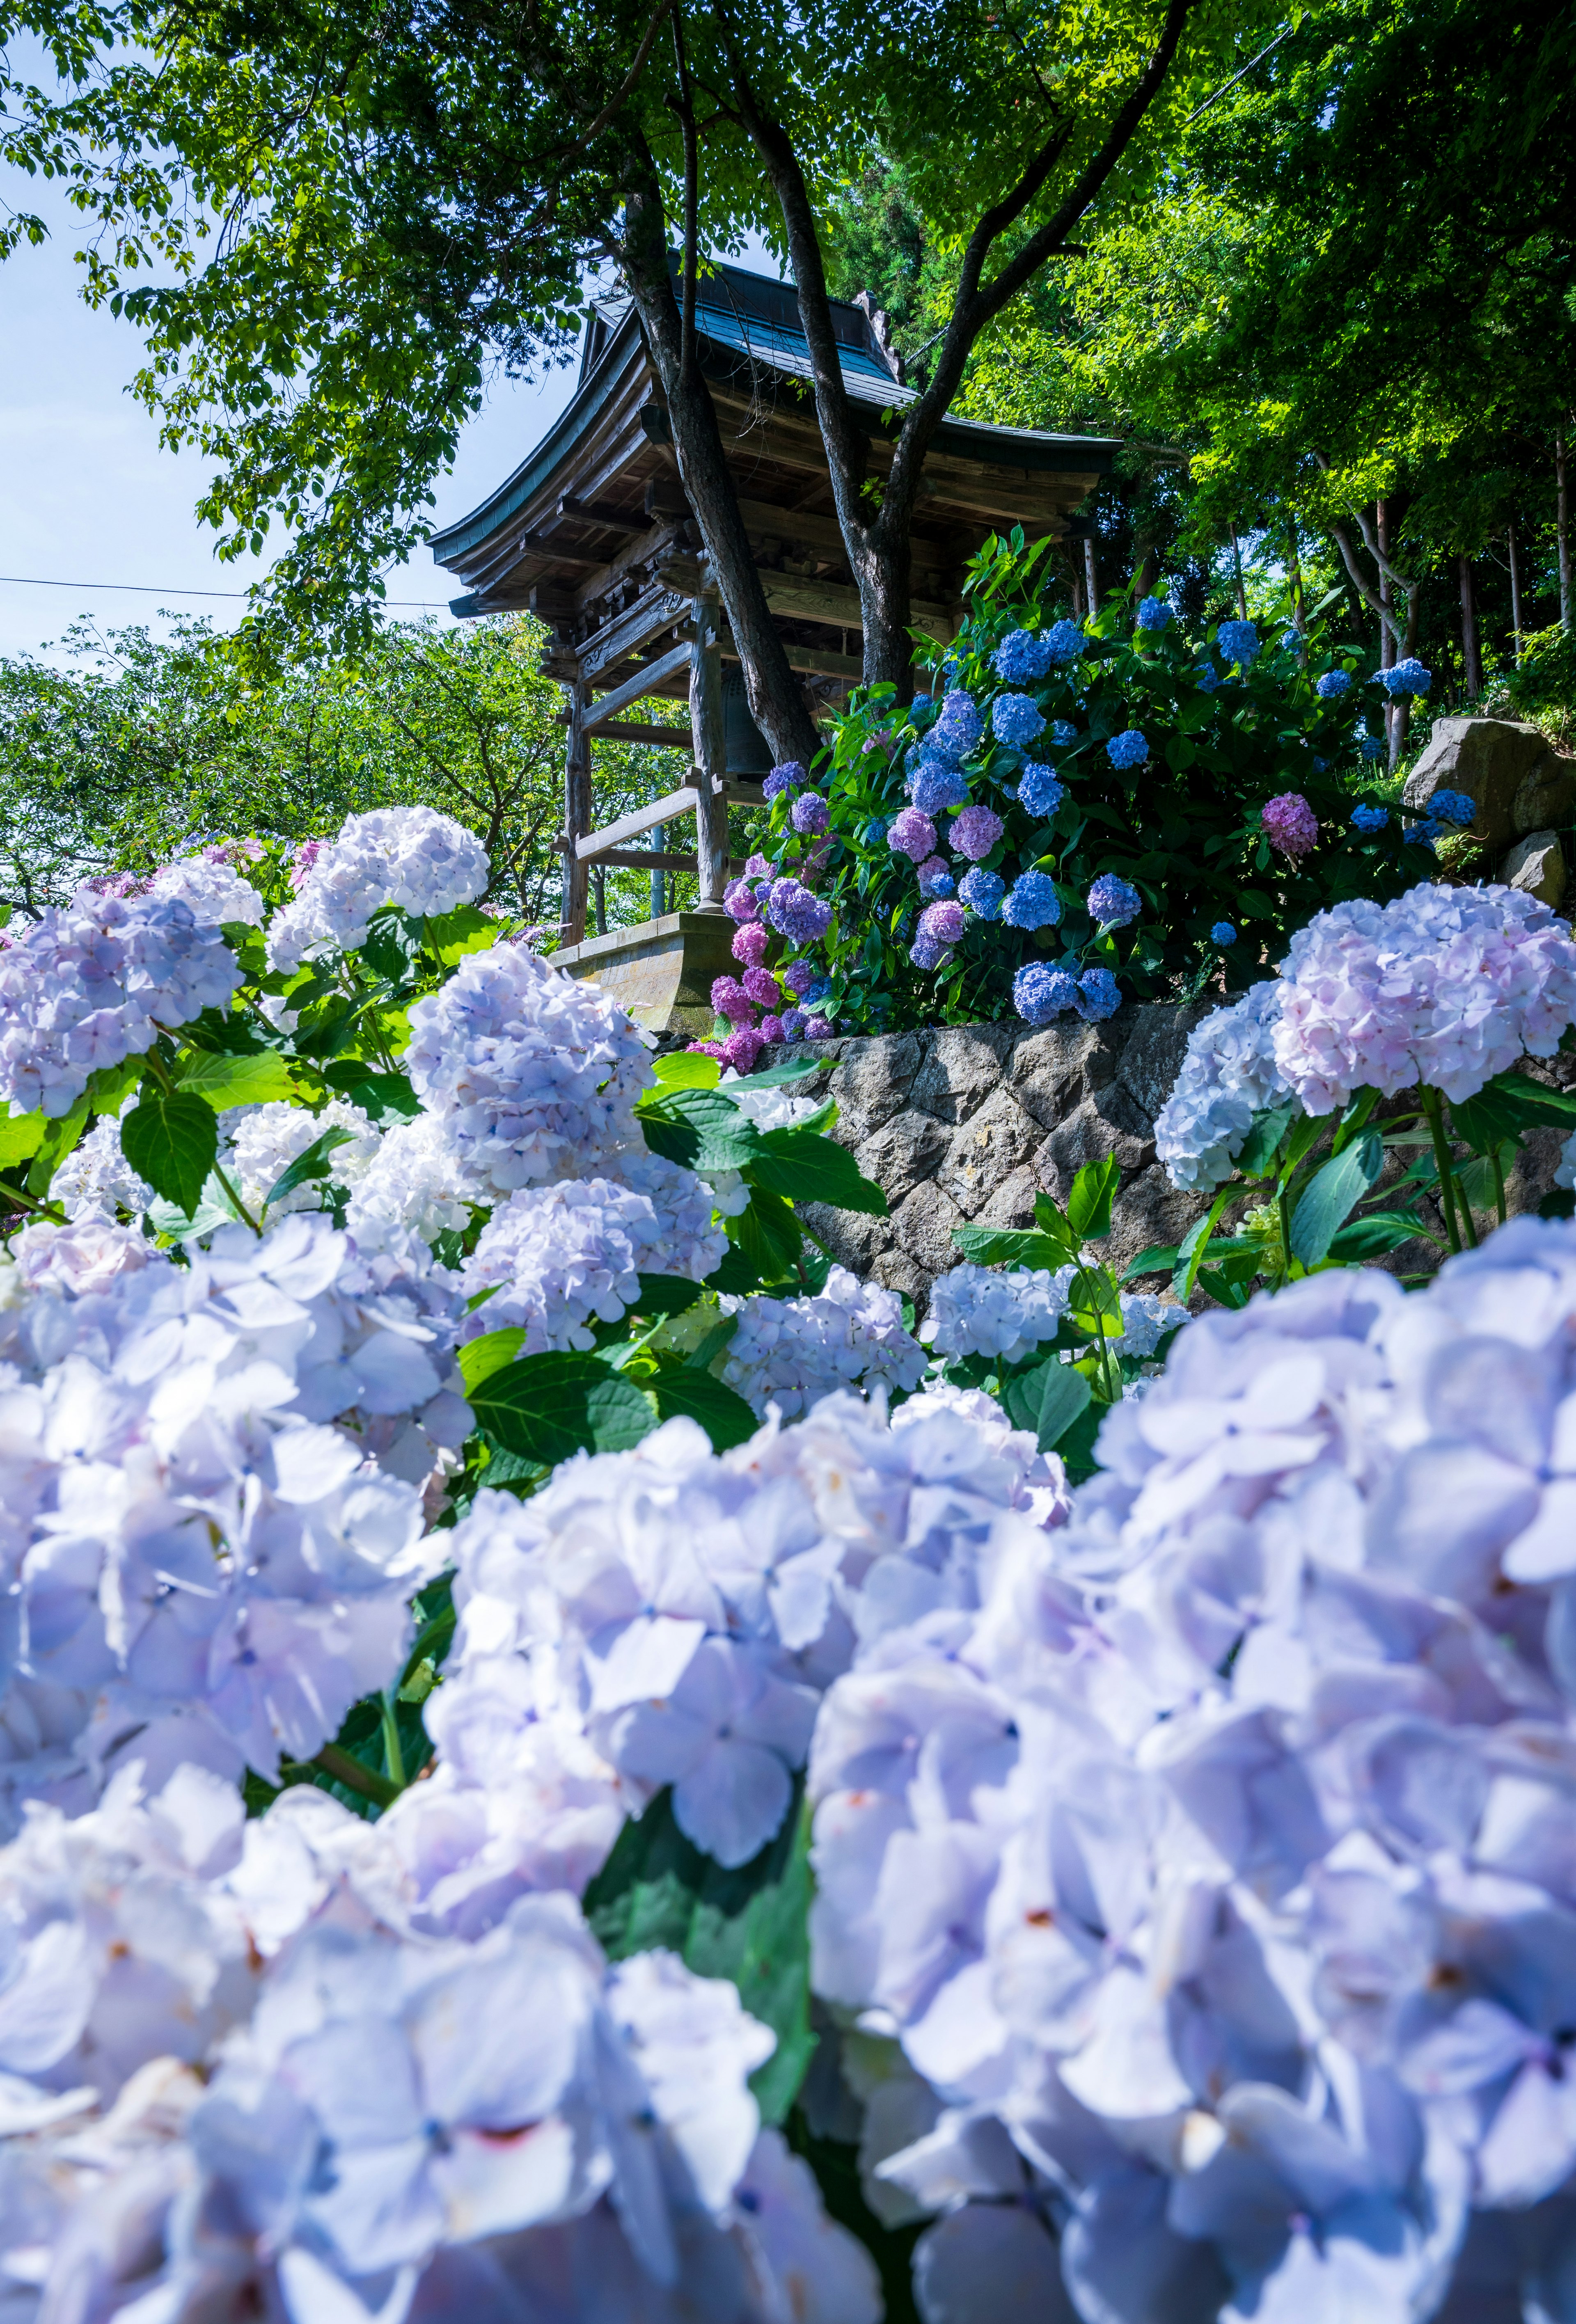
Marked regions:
[10,810,1576,2320]
[734,535,1438,1041]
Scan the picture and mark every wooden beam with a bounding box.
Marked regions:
[576,783,699,859]
[583,642,694,731]
[762,572,954,642]
[579,585,693,685]
[589,719,694,747]
[559,495,652,534]
[720,637,863,682]
[573,520,690,614]
[587,847,700,872]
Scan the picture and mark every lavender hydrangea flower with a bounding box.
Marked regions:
[1012,962,1080,1022]
[763,761,806,799]
[1086,874,1141,930]
[917,858,955,899]
[1383,656,1432,695]
[888,806,939,862]
[1315,668,1354,698]
[1076,966,1121,1020]
[1017,764,1066,819]
[1155,978,1290,1188]
[959,868,1004,919]
[1044,618,1084,663]
[781,959,817,998]
[949,804,1004,861]
[931,689,983,762]
[780,1007,807,1040]
[907,757,971,816]
[790,792,830,835]
[1211,920,1237,945]
[1106,729,1149,770]
[1217,618,1260,666]
[804,1012,837,1040]
[1001,870,1062,930]
[991,694,1046,748]
[1262,791,1319,857]
[1135,594,1172,631]
[910,931,953,972]
[1351,803,1390,833]
[917,901,965,949]
[724,877,762,924]
[991,629,1057,683]
[765,879,832,945]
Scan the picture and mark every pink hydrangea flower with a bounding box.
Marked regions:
[711,975,756,1027]
[721,1026,767,1073]
[742,966,783,1011]
[888,807,938,863]
[1262,793,1319,859]
[289,838,328,891]
[950,805,1005,862]
[732,923,770,968]
[919,899,966,946]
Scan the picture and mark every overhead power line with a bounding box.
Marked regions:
[0,573,450,608]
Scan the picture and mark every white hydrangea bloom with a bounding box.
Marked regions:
[919,1262,1067,1361]
[217,1095,380,1216]
[405,942,655,1197]
[719,1068,825,1133]
[264,804,489,973]
[0,891,241,1117]
[722,1267,928,1421]
[146,850,266,927]
[48,1097,153,1219]
[344,1107,472,1262]
[1155,977,1290,1190]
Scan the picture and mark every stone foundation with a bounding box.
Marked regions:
[780,1008,1574,1314]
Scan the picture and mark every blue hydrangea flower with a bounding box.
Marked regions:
[1076,967,1122,1022]
[1350,804,1389,833]
[911,932,952,971]
[959,868,1005,919]
[1049,721,1078,746]
[931,687,983,762]
[1001,870,1063,930]
[801,977,832,1009]
[1018,764,1067,820]
[1311,755,1329,772]
[1428,788,1475,826]
[1087,874,1142,930]
[1280,625,1302,649]
[1013,963,1080,1024]
[763,761,806,800]
[992,629,1056,684]
[1211,922,1237,946]
[908,757,970,816]
[910,693,933,714]
[1360,737,1386,761]
[1106,729,1149,771]
[1382,658,1432,696]
[1044,619,1085,664]
[1194,667,1220,694]
[1136,595,1172,632]
[1216,620,1260,667]
[992,693,1047,748]
[919,865,956,900]
[860,818,891,846]
[1315,669,1353,699]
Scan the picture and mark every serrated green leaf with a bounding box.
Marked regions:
[456,1328,527,1392]
[1066,1152,1121,1241]
[647,1367,758,1449]
[175,1048,296,1110]
[735,1186,803,1276]
[638,1089,763,1172]
[1237,1099,1297,1180]
[634,1273,706,1319]
[424,904,499,965]
[653,1051,721,1090]
[746,1128,886,1216]
[1002,1358,1093,1452]
[706,1244,766,1296]
[583,1788,815,2126]
[951,1225,1066,1269]
[1122,1243,1180,1282]
[1172,1186,1235,1301]
[468,1351,656,1464]
[263,1125,355,1214]
[84,1057,148,1115]
[361,907,424,985]
[718,1058,823,1096]
[119,1092,217,1213]
[0,1112,46,1168]
[1289,1130,1384,1265]
[1326,1208,1434,1260]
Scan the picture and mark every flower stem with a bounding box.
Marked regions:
[380,1693,406,1791]
[311,1742,399,1809]
[1491,1144,1509,1227]
[0,1183,67,1223]
[1276,1187,1294,1284]
[211,1161,261,1236]
[1420,1086,1463,1255]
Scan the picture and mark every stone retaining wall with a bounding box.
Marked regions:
[783,1007,1574,1314]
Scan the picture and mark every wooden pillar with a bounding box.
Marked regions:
[561,676,591,946]
[689,582,730,911]
[650,824,666,919]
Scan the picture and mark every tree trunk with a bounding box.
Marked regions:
[616,167,819,769]
[1377,500,1397,764]
[1508,523,1524,660]
[1559,433,1572,630]
[559,678,591,945]
[1287,518,1304,634]
[1084,537,1101,615]
[1229,524,1248,619]
[1458,552,1482,698]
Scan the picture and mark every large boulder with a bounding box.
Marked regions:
[1502,829,1567,908]
[1403,718,1570,850]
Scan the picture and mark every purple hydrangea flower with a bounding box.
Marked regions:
[723,878,761,924]
[932,689,983,761]
[1217,619,1260,666]
[731,922,769,967]
[763,762,806,800]
[1018,765,1066,820]
[888,806,938,862]
[804,1012,837,1040]
[1044,619,1084,663]
[1087,874,1142,930]
[742,965,783,1010]
[1106,729,1149,771]
[960,868,1005,919]
[781,959,817,998]
[908,757,971,816]
[1351,804,1389,833]
[919,899,965,946]
[711,975,755,1026]
[780,1007,807,1041]
[1076,966,1122,1021]
[759,1012,785,1043]
[992,694,1047,748]
[765,879,833,944]
[1136,595,1172,631]
[992,630,1057,683]
[1263,792,1319,859]
[910,932,953,972]
[950,804,1005,861]
[720,1026,767,1073]
[917,859,955,899]
[1315,669,1353,698]
[1013,963,1080,1023]
[790,792,830,836]
[1002,870,1063,930]
[1211,921,1237,945]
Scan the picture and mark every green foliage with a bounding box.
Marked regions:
[119,1089,219,1213]
[467,1350,658,1465]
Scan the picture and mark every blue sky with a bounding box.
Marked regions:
[0,141,779,667]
